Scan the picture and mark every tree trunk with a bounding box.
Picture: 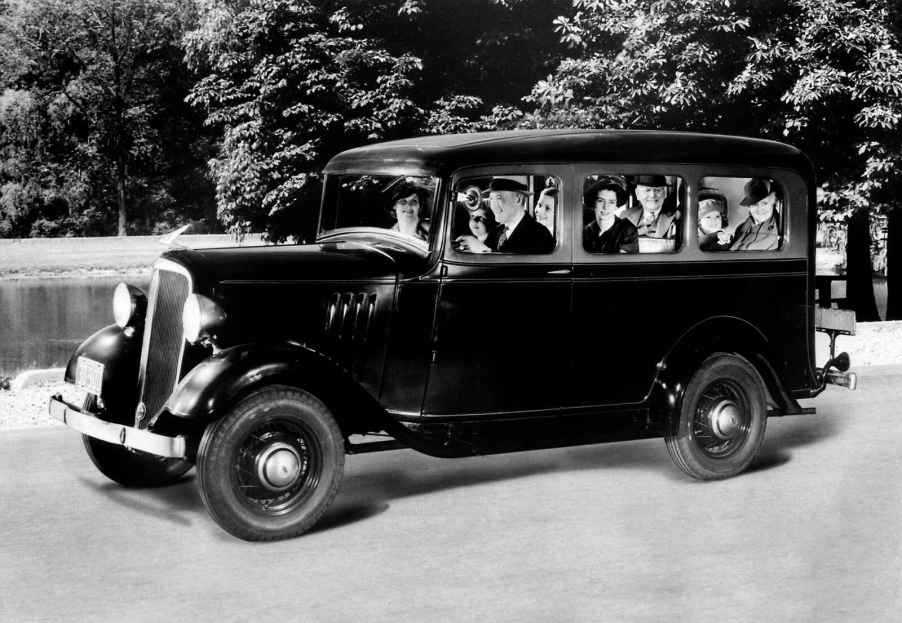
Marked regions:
[846,207,880,322]
[117,156,127,236]
[886,207,902,320]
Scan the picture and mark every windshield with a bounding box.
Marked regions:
[318,174,438,247]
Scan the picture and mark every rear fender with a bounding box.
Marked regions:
[649,316,793,424]
[161,342,390,436]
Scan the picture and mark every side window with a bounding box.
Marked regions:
[698,177,783,252]
[453,175,558,255]
[582,174,683,254]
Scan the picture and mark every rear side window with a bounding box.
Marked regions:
[582,174,683,254]
[697,177,784,252]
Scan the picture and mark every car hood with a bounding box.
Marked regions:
[160,237,422,288]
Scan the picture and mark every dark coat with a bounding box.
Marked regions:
[699,230,731,252]
[584,217,639,254]
[498,213,555,254]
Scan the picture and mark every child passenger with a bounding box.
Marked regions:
[698,195,731,251]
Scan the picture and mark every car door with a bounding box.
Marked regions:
[570,167,689,406]
[423,167,574,417]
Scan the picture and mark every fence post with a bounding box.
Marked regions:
[846,207,880,322]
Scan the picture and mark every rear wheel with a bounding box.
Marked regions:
[82,395,192,487]
[665,354,768,480]
[196,386,345,541]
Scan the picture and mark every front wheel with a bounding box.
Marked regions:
[665,354,768,480]
[196,386,345,541]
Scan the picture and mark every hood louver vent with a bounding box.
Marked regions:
[324,292,378,345]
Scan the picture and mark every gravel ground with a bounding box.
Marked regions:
[1,321,898,432]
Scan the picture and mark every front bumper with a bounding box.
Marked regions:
[49,395,187,459]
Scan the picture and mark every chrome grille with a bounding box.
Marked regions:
[137,261,191,426]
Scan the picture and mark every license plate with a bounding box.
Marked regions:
[75,356,104,395]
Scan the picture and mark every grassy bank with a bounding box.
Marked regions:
[0,234,264,280]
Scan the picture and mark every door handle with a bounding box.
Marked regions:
[547,268,571,275]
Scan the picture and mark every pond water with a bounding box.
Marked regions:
[0,277,149,377]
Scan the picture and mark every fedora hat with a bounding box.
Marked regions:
[740,177,776,206]
[488,177,529,193]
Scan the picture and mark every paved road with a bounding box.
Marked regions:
[2,367,901,622]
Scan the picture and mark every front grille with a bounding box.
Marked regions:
[137,263,191,426]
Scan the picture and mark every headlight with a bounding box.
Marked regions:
[182,293,226,344]
[113,283,147,329]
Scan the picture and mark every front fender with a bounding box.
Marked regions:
[65,324,141,424]
[162,342,386,435]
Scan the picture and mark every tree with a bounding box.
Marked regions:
[0,0,214,236]
[339,0,570,113]
[527,0,902,216]
[185,0,425,241]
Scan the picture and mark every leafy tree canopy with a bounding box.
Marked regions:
[0,0,215,236]
[527,0,902,216]
[186,0,428,241]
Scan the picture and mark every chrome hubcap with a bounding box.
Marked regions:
[256,442,302,491]
[710,400,741,439]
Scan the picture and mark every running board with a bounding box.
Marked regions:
[345,439,407,454]
[769,406,816,417]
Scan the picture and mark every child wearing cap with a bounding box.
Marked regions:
[698,193,731,252]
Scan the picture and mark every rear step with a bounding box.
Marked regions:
[824,369,858,390]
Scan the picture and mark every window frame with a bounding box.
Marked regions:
[317,172,441,250]
[443,164,573,266]
[572,164,688,264]
[696,174,788,254]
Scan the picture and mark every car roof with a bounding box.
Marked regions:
[324,129,813,177]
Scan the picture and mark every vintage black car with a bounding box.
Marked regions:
[50,130,857,540]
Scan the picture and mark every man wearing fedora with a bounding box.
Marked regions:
[622,174,679,240]
[729,177,781,251]
[455,177,554,254]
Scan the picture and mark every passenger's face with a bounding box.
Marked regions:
[749,192,777,224]
[635,184,667,214]
[699,211,723,235]
[535,195,555,228]
[468,207,491,239]
[594,189,619,222]
[393,193,420,221]
[489,191,522,225]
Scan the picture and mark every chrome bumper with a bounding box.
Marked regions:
[48,395,187,459]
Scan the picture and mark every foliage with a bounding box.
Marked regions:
[185,0,428,241]
[340,0,569,111]
[528,0,902,218]
[2,0,902,238]
[0,0,216,237]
